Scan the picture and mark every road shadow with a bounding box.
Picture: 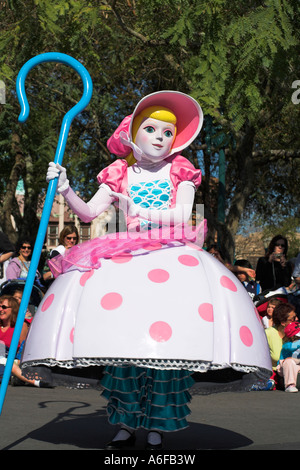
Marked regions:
[1,398,252,450]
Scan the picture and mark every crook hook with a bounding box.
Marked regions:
[0,53,93,415]
[17,52,93,165]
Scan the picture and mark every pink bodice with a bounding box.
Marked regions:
[97,155,202,207]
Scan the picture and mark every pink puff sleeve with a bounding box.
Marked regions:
[170,155,202,191]
[107,114,132,157]
[97,159,128,193]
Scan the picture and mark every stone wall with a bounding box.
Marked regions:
[234,232,266,269]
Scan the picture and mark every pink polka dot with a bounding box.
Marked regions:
[41,293,54,312]
[178,254,199,266]
[240,326,253,347]
[111,253,133,263]
[101,292,123,310]
[149,321,172,342]
[70,327,74,344]
[80,270,94,286]
[198,303,214,322]
[148,269,170,283]
[220,275,238,292]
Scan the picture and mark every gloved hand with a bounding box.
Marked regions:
[46,162,69,193]
[109,191,140,217]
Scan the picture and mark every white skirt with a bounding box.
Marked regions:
[22,238,272,381]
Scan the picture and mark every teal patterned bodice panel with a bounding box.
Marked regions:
[128,179,171,228]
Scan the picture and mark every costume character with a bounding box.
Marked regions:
[21,91,272,449]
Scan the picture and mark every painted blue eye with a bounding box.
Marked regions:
[164,130,173,138]
[144,126,155,133]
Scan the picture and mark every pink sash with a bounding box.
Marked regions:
[48,221,207,278]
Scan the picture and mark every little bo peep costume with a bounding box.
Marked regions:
[21,91,272,448]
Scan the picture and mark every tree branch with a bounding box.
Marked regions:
[105,0,158,45]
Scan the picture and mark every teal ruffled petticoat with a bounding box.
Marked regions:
[101,365,194,432]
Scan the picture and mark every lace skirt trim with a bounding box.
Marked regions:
[22,356,260,374]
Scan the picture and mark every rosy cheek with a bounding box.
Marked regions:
[141,134,149,143]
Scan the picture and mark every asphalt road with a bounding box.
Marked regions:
[0,383,299,452]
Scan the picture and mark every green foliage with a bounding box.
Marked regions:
[0,0,299,244]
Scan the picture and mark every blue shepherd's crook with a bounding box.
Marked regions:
[0,53,93,415]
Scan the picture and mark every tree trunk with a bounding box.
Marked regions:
[21,153,40,241]
[223,125,256,261]
[1,134,25,244]
[198,125,256,263]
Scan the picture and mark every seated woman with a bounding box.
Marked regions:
[6,239,41,282]
[256,235,293,292]
[0,295,50,387]
[265,302,297,388]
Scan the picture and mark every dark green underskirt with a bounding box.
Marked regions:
[101,365,195,432]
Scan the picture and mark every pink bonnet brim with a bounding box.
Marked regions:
[107,91,203,157]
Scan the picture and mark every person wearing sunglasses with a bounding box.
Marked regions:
[256,234,293,292]
[42,226,79,287]
[0,295,49,388]
[0,295,29,348]
[6,238,41,282]
[49,225,79,259]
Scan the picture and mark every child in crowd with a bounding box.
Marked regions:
[277,321,300,392]
[234,259,261,301]
[261,298,282,329]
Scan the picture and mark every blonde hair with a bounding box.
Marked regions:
[126,106,177,166]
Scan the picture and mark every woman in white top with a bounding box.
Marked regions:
[50,225,79,259]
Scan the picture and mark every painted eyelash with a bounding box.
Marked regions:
[143,126,173,136]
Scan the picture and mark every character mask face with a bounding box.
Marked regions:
[134,117,176,162]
